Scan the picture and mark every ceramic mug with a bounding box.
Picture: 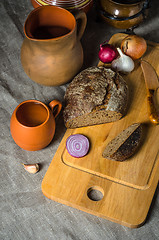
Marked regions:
[10,99,62,151]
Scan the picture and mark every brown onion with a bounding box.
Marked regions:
[121,35,147,60]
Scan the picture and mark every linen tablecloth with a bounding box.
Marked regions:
[0,0,159,239]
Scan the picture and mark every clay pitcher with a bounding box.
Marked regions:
[21,6,87,86]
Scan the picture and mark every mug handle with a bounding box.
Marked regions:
[49,100,62,119]
[73,10,87,41]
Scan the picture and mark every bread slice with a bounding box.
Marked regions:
[102,123,143,161]
[63,67,129,128]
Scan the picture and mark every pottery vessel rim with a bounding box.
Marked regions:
[14,100,51,129]
[24,5,76,42]
[108,0,146,6]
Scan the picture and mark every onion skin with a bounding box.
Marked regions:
[98,43,119,63]
[121,35,147,60]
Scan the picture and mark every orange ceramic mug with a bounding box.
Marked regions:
[10,99,62,151]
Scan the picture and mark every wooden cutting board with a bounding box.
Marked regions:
[42,33,159,228]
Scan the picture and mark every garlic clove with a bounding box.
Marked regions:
[22,163,39,174]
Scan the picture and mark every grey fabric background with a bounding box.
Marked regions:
[0,0,159,239]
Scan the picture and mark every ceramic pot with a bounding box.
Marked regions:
[30,0,93,14]
[21,6,87,86]
[10,99,62,151]
[98,0,149,29]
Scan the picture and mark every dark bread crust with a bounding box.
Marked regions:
[102,123,143,161]
[63,67,129,128]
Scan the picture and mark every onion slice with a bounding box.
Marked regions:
[66,134,90,158]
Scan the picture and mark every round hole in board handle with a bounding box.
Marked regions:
[87,186,104,201]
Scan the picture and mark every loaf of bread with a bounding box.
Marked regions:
[63,67,129,129]
[102,123,143,161]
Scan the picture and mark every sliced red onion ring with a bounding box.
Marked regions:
[66,134,89,158]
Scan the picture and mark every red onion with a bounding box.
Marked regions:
[66,134,89,158]
[98,43,118,63]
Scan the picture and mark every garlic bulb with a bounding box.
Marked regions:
[22,163,39,174]
[111,48,135,74]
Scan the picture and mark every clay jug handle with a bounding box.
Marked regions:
[73,10,87,41]
[49,100,62,119]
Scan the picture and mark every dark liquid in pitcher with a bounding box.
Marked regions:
[33,25,70,39]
